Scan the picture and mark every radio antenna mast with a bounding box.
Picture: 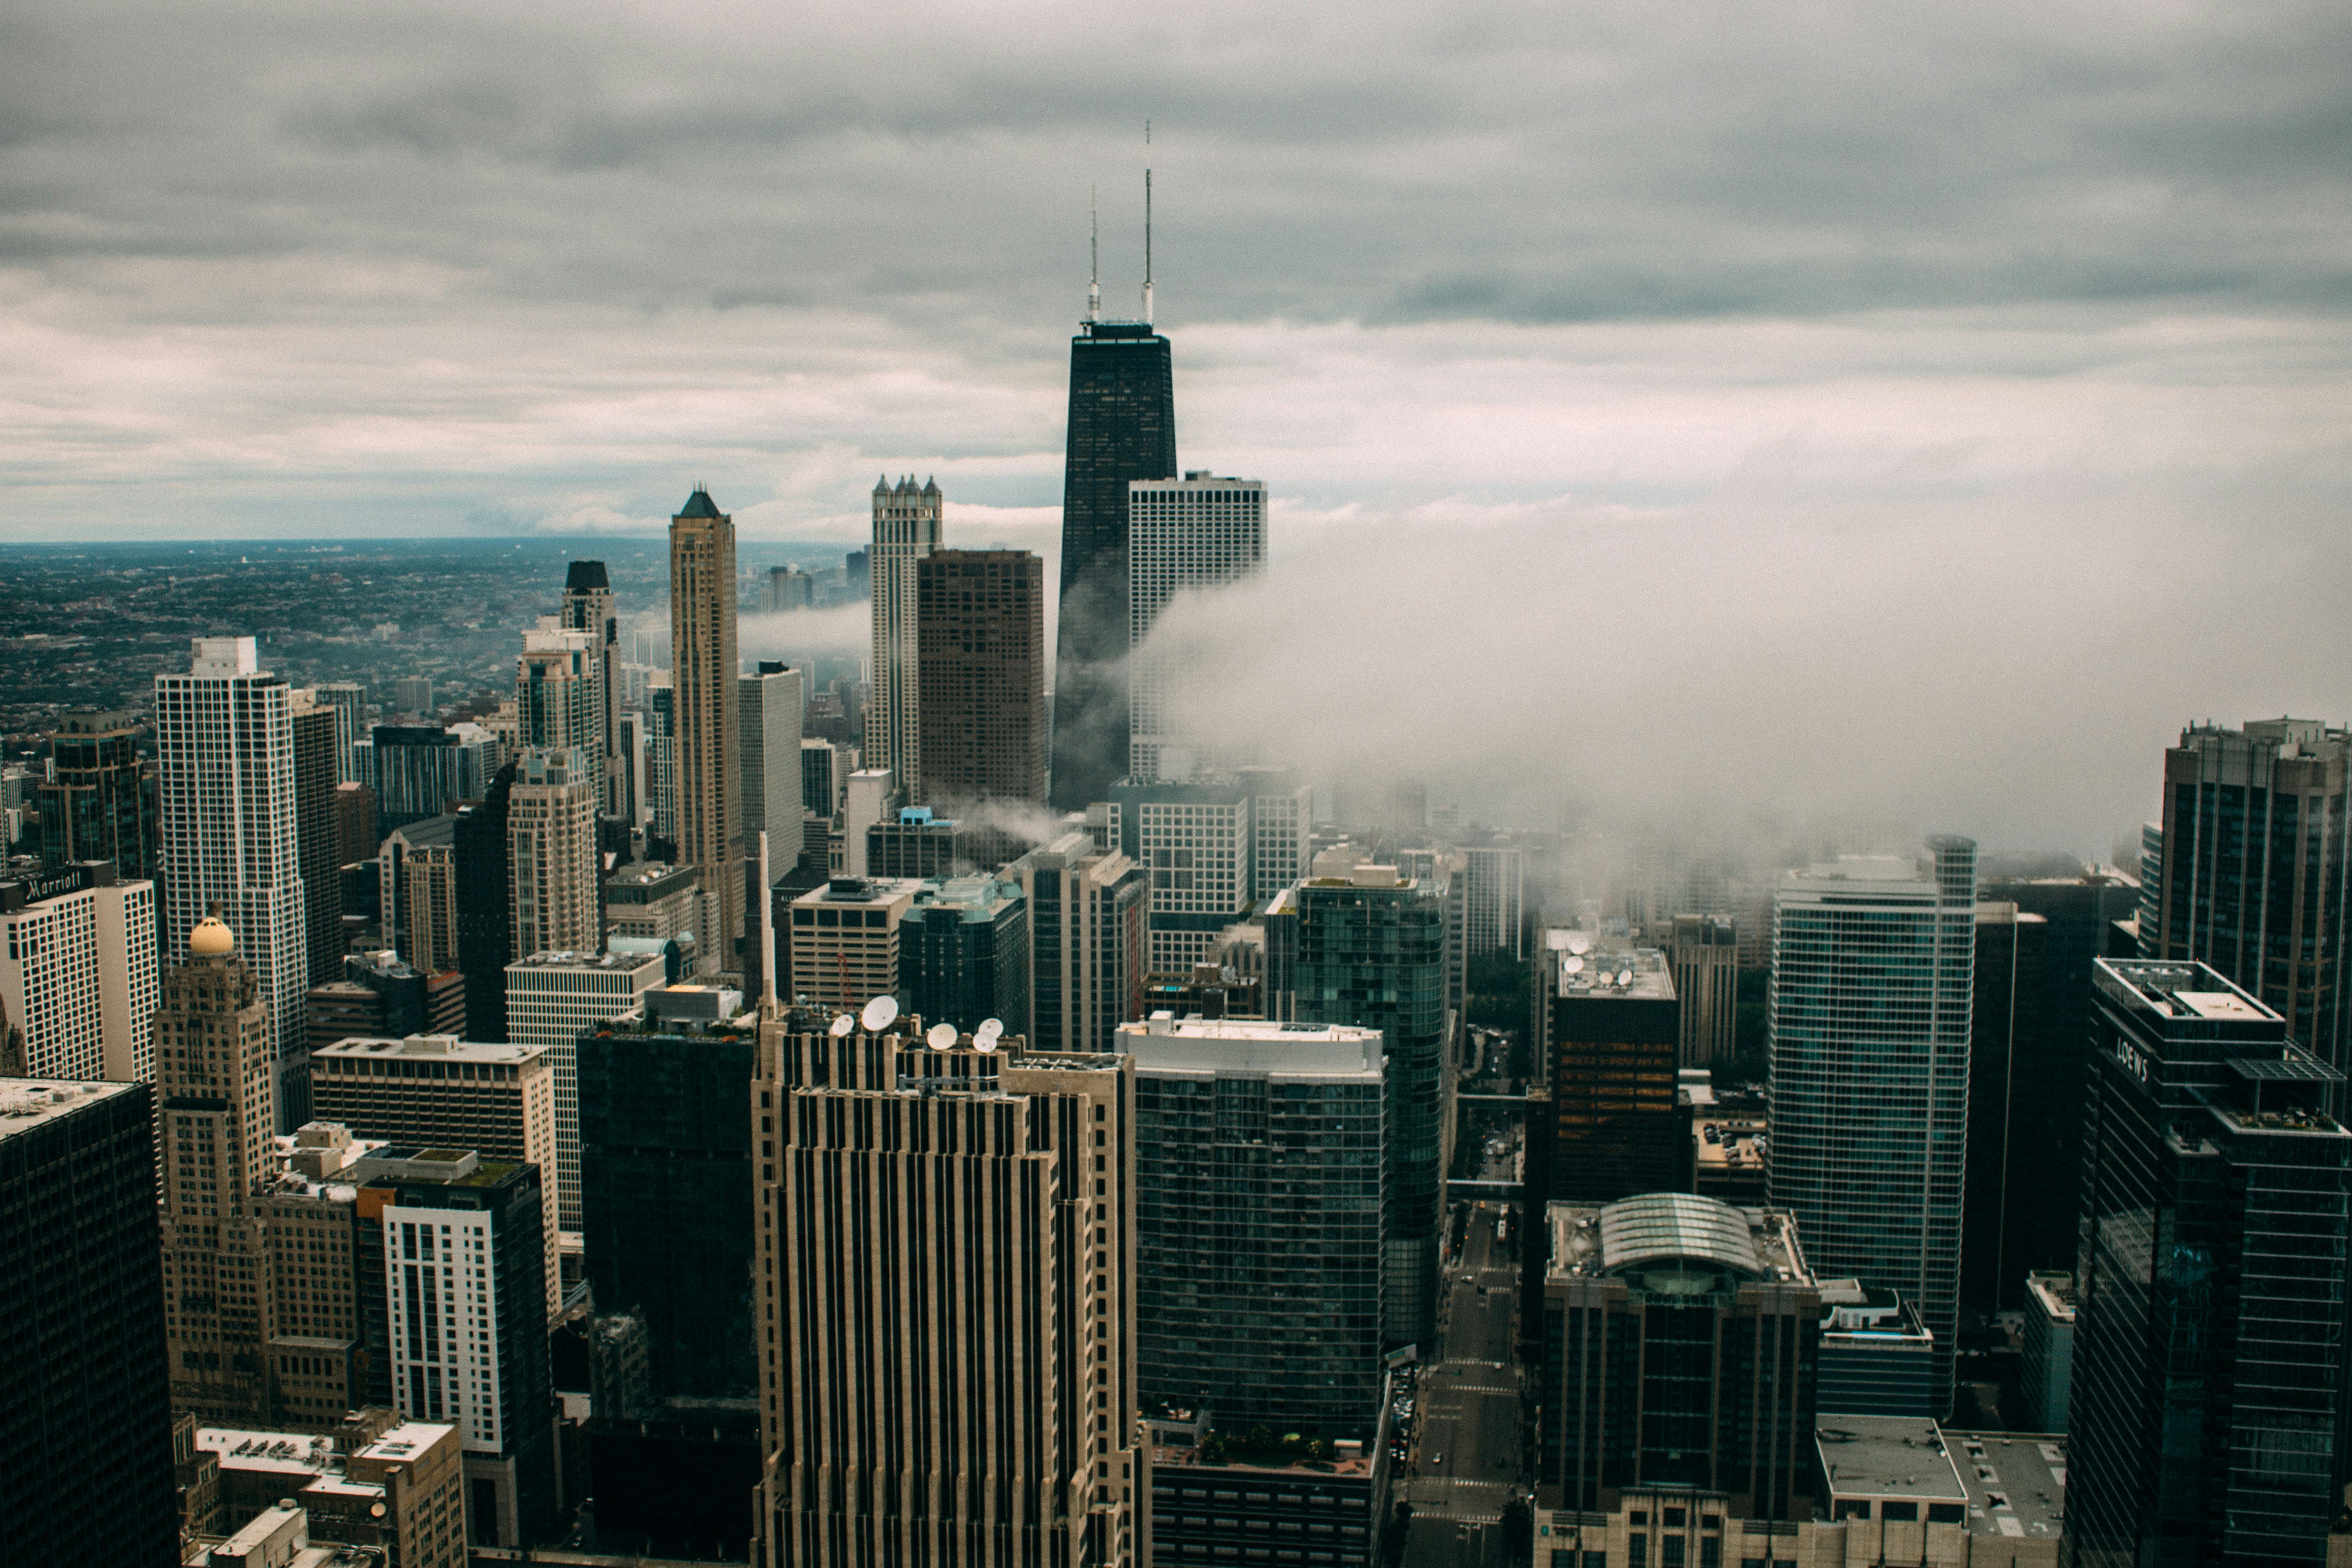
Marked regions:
[1088,185,1101,323]
[1134,121,1143,327]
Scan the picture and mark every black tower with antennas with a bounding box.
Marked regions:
[1051,167,1176,809]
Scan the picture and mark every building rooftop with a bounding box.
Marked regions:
[198,1427,342,1479]
[676,487,723,519]
[1549,1194,1809,1285]
[1150,1440,1377,1478]
[1544,941,1674,1001]
[506,948,668,974]
[2024,1272,2075,1322]
[1946,1429,2067,1541]
[1121,1013,1383,1078]
[312,1033,546,1067]
[606,862,697,901]
[0,1078,140,1141]
[1817,1416,1969,1508]
[354,1421,454,1465]
[796,876,924,908]
[266,1124,392,1201]
[2094,959,2281,1024]
[908,874,1021,920]
[1694,1114,1767,1179]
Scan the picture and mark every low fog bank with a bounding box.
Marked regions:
[1143,474,2352,858]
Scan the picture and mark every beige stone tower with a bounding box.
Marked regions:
[669,489,743,975]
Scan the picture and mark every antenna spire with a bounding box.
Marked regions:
[1142,120,1154,326]
[1087,185,1101,323]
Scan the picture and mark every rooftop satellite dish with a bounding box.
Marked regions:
[1617,968,1634,987]
[828,1014,854,1038]
[1566,932,1593,955]
[1565,955,1585,974]
[927,1022,958,1051]
[975,1018,1004,1049]
[860,995,899,1033]
[973,1027,1001,1054]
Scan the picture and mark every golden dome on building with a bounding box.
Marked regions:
[188,916,235,956]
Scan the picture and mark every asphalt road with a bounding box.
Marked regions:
[1403,1130,1527,1566]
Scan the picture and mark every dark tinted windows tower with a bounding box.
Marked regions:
[453,761,516,1041]
[1050,321,1175,809]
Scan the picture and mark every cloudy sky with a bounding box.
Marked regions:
[5,0,2349,846]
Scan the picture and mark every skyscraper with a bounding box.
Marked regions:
[292,698,345,985]
[1461,842,1525,962]
[916,548,1047,812]
[1768,838,1976,1402]
[32,707,158,882]
[0,860,156,1082]
[2148,719,2352,1074]
[1539,942,1683,1203]
[517,620,607,760]
[1293,863,1449,1348]
[379,814,461,975]
[1664,913,1738,1070]
[157,914,280,1424]
[1109,772,1257,973]
[1126,474,1265,784]
[1126,1014,1387,1437]
[1011,828,1149,1054]
[740,661,804,877]
[2065,959,2350,1565]
[503,946,666,1239]
[867,475,943,791]
[753,1013,1144,1565]
[366,1150,556,1548]
[452,761,515,1042]
[360,722,497,838]
[1962,901,2075,1313]
[670,489,743,974]
[784,876,919,1012]
[1051,318,1178,809]
[0,1074,177,1562]
[315,681,365,783]
[507,747,599,962]
[559,559,622,814]
[156,637,310,1129]
[901,873,1031,1037]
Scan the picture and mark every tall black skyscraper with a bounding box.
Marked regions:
[1049,319,1175,809]
[454,759,516,1041]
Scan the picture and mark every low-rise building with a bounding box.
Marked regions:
[603,862,699,943]
[1818,1281,1938,1419]
[2018,1272,2074,1433]
[1147,1404,1392,1568]
[785,875,920,1012]
[196,1414,464,1568]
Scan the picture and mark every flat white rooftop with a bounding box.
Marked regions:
[0,1079,140,1141]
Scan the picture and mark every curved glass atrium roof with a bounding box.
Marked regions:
[1597,1192,1765,1279]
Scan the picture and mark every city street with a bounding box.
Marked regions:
[1403,1147,1526,1565]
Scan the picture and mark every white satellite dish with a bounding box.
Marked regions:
[973,1030,1001,1054]
[828,1014,854,1038]
[1616,968,1634,987]
[1565,955,1585,975]
[860,995,900,1033]
[926,1022,958,1051]
[974,1018,1004,1052]
[1566,932,1593,955]
[1545,930,1573,951]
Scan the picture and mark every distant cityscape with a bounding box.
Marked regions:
[5,291,2350,1568]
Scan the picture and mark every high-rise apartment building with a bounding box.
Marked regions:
[503,946,665,1239]
[2066,959,2350,1565]
[916,548,1047,812]
[1293,864,1449,1349]
[867,475,944,791]
[604,861,699,944]
[1126,474,1265,784]
[380,814,461,975]
[451,762,515,1042]
[646,674,678,849]
[1012,829,1149,1054]
[0,1075,177,1563]
[1239,765,1315,904]
[2148,719,2352,1074]
[1539,943,1683,1203]
[578,1000,758,1401]
[1462,843,1525,961]
[258,1122,386,1425]
[670,490,744,974]
[1126,1014,1387,1436]
[33,707,159,882]
[740,661,804,875]
[292,699,345,985]
[1535,1194,1819,1520]
[366,1150,556,1548]
[517,620,606,764]
[1664,914,1737,1071]
[307,950,466,1062]
[158,915,281,1423]
[360,723,497,838]
[1768,838,1976,1402]
[0,860,156,1082]
[395,677,434,715]
[559,559,622,814]
[333,780,377,866]
[507,747,599,962]
[1962,902,2080,1314]
[314,681,365,784]
[753,1014,1145,1565]
[311,1031,561,1319]
[762,565,813,613]
[156,637,310,1131]
[1052,312,1179,811]
[784,876,919,1012]
[799,739,841,828]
